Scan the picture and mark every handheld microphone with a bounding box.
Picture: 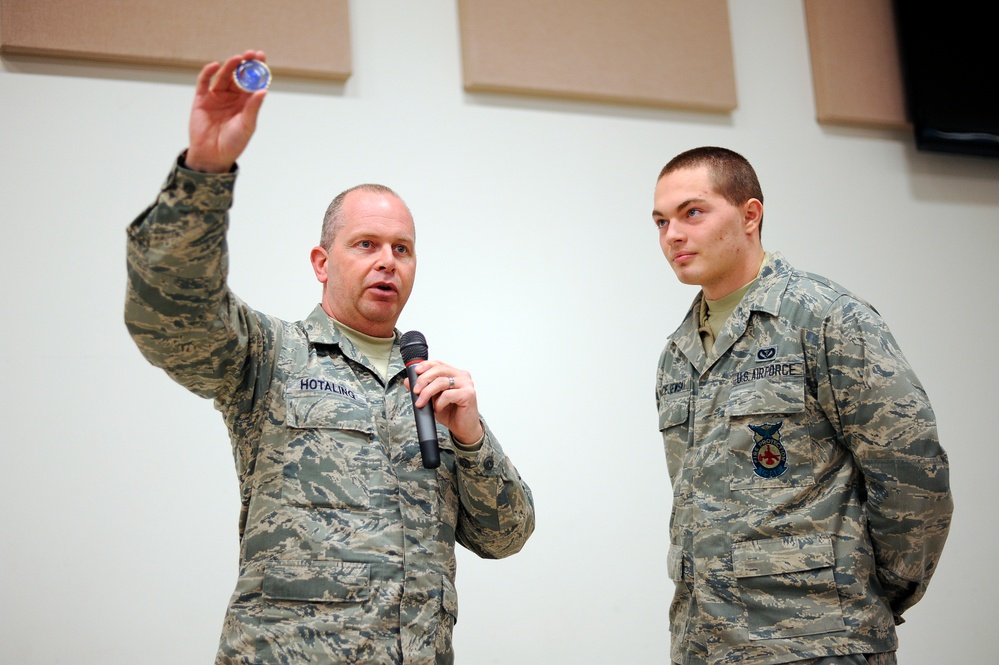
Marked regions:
[399,330,440,469]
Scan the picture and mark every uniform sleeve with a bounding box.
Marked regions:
[126,156,243,398]
[817,296,953,619]
[124,156,276,515]
[453,420,535,559]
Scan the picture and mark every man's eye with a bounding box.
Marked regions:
[394,245,409,254]
[655,218,667,228]
[358,240,372,249]
[687,209,702,218]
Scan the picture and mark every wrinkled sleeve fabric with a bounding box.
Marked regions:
[453,420,535,559]
[816,295,953,620]
[124,155,274,518]
[126,155,244,397]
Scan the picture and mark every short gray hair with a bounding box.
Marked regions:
[319,183,407,250]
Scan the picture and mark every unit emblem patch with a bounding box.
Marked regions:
[749,421,787,478]
[756,345,777,362]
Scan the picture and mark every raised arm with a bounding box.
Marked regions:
[125,51,272,401]
[186,50,268,173]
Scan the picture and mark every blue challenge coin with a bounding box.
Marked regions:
[233,59,272,92]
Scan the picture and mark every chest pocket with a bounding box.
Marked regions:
[658,390,691,483]
[726,366,814,490]
[283,392,379,510]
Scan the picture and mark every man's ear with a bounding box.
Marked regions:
[310,246,329,284]
[743,198,763,235]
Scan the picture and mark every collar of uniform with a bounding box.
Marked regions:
[302,304,345,345]
[670,294,709,371]
[301,304,406,380]
[741,251,793,318]
[301,304,403,349]
[668,252,793,371]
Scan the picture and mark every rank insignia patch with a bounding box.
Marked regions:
[749,421,787,478]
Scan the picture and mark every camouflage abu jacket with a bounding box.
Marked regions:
[125,157,535,664]
[655,253,951,665]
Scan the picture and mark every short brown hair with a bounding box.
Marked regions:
[658,147,764,231]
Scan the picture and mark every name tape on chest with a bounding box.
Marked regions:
[292,377,368,406]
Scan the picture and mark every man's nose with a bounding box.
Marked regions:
[665,221,685,243]
[376,245,396,270]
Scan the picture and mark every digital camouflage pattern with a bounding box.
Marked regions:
[125,157,535,664]
[656,253,951,665]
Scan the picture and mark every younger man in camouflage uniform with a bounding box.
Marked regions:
[651,147,952,664]
[125,51,535,664]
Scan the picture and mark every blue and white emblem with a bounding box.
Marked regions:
[749,421,787,478]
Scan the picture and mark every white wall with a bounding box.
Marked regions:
[2,1,996,663]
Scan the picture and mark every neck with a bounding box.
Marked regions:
[703,248,765,300]
[322,302,395,339]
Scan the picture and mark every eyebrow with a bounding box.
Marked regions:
[346,229,415,244]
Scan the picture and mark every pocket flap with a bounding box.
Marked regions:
[286,393,373,433]
[667,543,687,582]
[262,560,371,602]
[728,370,805,417]
[658,393,690,430]
[442,575,458,622]
[732,535,835,579]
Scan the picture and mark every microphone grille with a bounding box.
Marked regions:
[399,330,429,363]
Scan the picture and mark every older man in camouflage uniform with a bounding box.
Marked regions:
[651,147,952,665]
[125,51,535,664]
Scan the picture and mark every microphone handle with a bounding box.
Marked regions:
[405,363,441,469]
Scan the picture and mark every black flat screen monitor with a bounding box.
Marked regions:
[893,1,999,159]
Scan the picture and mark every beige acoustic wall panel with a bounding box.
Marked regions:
[457,0,737,112]
[0,0,351,81]
[804,0,907,129]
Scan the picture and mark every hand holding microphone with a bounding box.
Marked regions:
[400,331,440,469]
[400,331,485,469]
